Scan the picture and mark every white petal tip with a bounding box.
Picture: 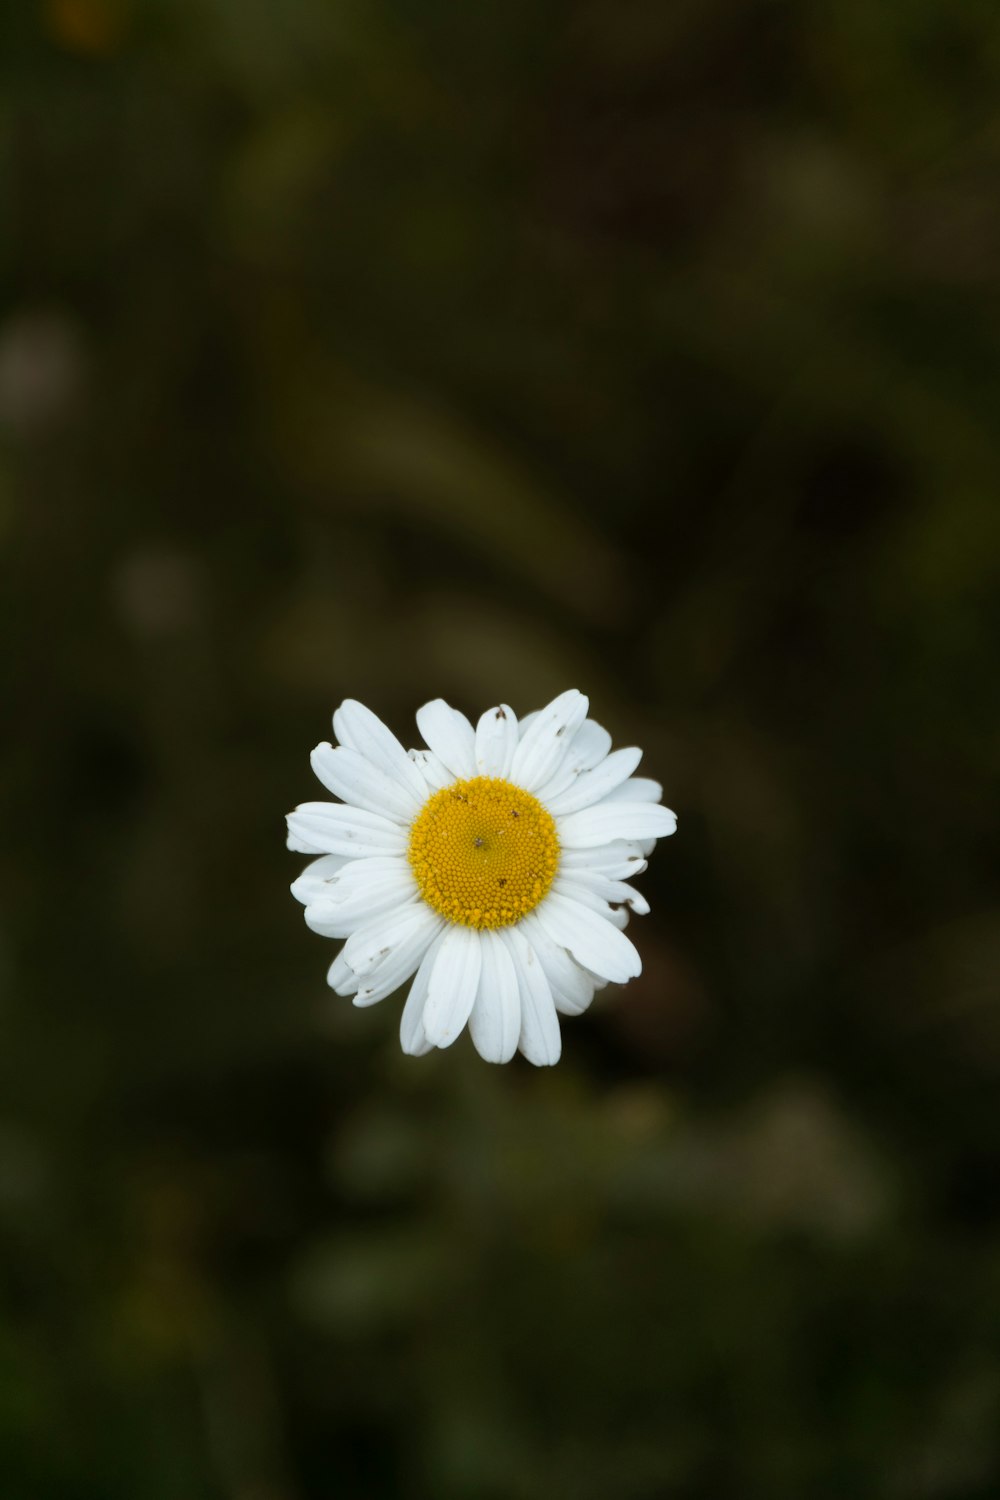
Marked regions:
[401,1040,434,1058]
[421,1022,458,1049]
[522,1045,562,1068]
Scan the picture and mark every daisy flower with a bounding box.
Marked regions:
[287,691,676,1065]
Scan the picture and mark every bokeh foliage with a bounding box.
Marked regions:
[2,0,1000,1495]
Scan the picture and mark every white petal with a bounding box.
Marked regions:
[408,748,454,792]
[291,853,351,906]
[570,718,614,770]
[474,704,518,779]
[327,948,359,995]
[559,841,648,879]
[517,710,539,738]
[555,870,650,916]
[602,775,662,804]
[332,699,429,803]
[553,980,598,1018]
[310,743,422,824]
[286,821,328,854]
[306,897,415,942]
[304,860,418,938]
[342,903,439,978]
[535,718,614,802]
[544,746,643,816]
[421,924,482,1048]
[468,929,521,1063]
[415,700,477,780]
[510,689,589,792]
[613,883,649,915]
[557,801,677,848]
[350,908,443,1007]
[520,913,597,1016]
[504,926,561,1066]
[400,933,447,1056]
[551,878,625,926]
[534,892,641,983]
[286,803,408,859]
[310,855,414,906]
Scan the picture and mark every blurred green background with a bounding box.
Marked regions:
[3,0,1000,1496]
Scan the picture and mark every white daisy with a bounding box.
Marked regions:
[286,691,676,1066]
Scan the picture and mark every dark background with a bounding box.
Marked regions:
[3,1,1000,1496]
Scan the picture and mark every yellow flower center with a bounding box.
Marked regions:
[408,776,560,929]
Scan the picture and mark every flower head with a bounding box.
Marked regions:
[287,691,676,1065]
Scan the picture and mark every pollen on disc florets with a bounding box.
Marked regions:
[408,776,560,929]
